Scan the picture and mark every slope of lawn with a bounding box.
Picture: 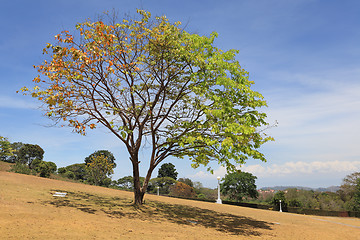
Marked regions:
[1,166,360,239]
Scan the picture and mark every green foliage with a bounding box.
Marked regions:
[338,172,360,201]
[288,199,301,208]
[30,158,43,170]
[8,142,25,163]
[147,177,177,194]
[197,193,207,200]
[58,163,87,181]
[10,163,37,175]
[0,136,15,162]
[86,155,114,186]
[18,144,44,166]
[85,150,117,168]
[271,191,287,211]
[9,157,56,178]
[169,182,196,198]
[338,172,360,211]
[36,161,57,178]
[353,178,360,211]
[117,176,134,189]
[158,163,178,180]
[116,176,145,190]
[220,171,258,202]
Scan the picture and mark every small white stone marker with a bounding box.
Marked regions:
[53,192,67,197]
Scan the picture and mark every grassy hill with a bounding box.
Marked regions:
[0,161,13,172]
[1,168,360,239]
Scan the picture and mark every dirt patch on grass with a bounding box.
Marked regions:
[1,171,360,239]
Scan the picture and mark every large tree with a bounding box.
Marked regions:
[85,150,117,168]
[338,172,360,211]
[17,144,44,166]
[157,163,178,180]
[220,171,258,202]
[20,10,273,204]
[86,154,114,186]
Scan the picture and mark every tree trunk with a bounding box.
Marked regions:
[134,187,145,205]
[132,155,145,205]
[131,155,156,205]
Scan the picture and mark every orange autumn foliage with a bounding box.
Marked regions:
[170,182,196,198]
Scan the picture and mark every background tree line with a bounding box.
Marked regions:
[4,134,358,212]
[57,150,116,186]
[0,136,57,177]
[113,163,218,200]
[254,172,360,212]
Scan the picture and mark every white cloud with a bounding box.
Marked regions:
[240,160,360,177]
[0,95,38,109]
[189,160,360,188]
[190,160,360,181]
[189,166,227,180]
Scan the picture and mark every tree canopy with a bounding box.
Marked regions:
[157,163,178,180]
[18,144,44,166]
[0,136,15,162]
[86,154,115,186]
[20,10,273,204]
[85,150,117,168]
[338,172,360,211]
[58,163,88,180]
[220,171,258,202]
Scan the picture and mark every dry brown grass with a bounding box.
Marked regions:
[0,161,13,172]
[1,169,360,239]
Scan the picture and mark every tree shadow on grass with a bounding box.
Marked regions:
[44,189,273,236]
[141,201,273,236]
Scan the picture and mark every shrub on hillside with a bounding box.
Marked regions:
[170,182,196,198]
[36,161,57,178]
[58,163,87,181]
[10,163,37,175]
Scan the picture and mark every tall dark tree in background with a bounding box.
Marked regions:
[220,171,258,202]
[158,163,178,180]
[21,10,273,204]
[18,144,44,166]
[9,142,25,163]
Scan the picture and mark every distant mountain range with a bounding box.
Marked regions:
[260,186,340,192]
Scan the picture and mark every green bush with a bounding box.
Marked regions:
[36,161,57,178]
[57,167,66,174]
[10,163,36,175]
[58,163,87,180]
[30,158,42,170]
[197,193,207,199]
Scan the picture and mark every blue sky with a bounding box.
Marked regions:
[1,0,360,189]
